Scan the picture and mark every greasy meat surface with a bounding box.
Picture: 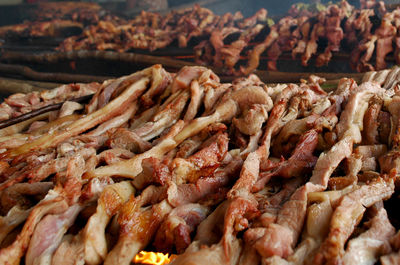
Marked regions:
[0,64,399,265]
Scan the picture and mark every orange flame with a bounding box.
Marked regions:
[133,251,175,265]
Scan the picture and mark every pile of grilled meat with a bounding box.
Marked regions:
[0,64,400,265]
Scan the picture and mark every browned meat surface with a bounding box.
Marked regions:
[0,64,399,265]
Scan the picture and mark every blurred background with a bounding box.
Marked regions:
[0,0,370,25]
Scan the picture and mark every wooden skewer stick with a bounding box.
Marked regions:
[0,94,93,130]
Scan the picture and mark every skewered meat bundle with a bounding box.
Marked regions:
[0,64,400,265]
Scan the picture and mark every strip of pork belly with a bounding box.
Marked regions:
[228,150,261,199]
[314,178,395,265]
[171,131,228,185]
[258,84,300,159]
[0,182,53,215]
[368,69,391,89]
[241,130,263,155]
[240,26,279,76]
[96,148,134,166]
[170,201,228,264]
[167,156,242,207]
[104,199,172,265]
[2,74,151,159]
[310,136,354,188]
[153,203,209,253]
[171,66,219,94]
[301,13,325,67]
[106,128,151,154]
[141,65,172,107]
[389,230,400,252]
[341,206,395,265]
[129,104,159,130]
[233,104,269,136]
[240,180,303,264]
[355,144,388,172]
[196,149,261,262]
[203,84,231,115]
[89,85,242,178]
[26,147,96,184]
[362,95,383,145]
[25,204,82,265]
[82,181,134,265]
[0,190,68,265]
[175,123,227,159]
[87,120,185,179]
[263,185,356,265]
[328,153,362,190]
[382,67,400,90]
[310,82,385,188]
[85,102,138,137]
[336,82,385,141]
[58,101,83,118]
[385,95,400,147]
[378,96,400,173]
[132,157,170,190]
[29,114,82,137]
[171,231,241,265]
[255,177,304,228]
[272,114,318,157]
[133,90,190,141]
[253,129,318,192]
[184,79,204,121]
[0,114,81,151]
[49,179,114,265]
[375,16,396,71]
[381,253,400,265]
[92,66,155,111]
[329,78,357,115]
[171,197,257,265]
[0,206,32,245]
[51,234,85,265]
[254,183,311,259]
[0,112,51,137]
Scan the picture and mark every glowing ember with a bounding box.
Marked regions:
[133,251,175,265]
